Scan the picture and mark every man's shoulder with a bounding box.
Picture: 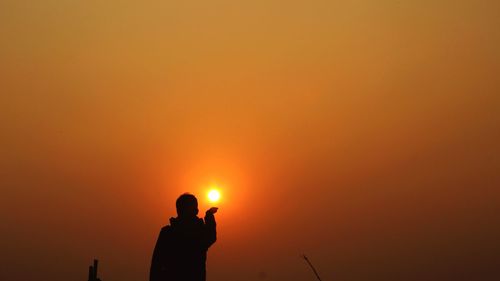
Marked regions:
[160,217,177,232]
[159,225,172,235]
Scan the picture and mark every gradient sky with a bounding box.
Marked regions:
[1,1,499,281]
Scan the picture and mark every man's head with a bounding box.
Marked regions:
[176,193,199,218]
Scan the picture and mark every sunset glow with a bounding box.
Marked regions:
[1,1,499,281]
[207,189,221,203]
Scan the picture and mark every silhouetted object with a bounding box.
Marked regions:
[150,193,218,281]
[88,259,102,281]
[302,254,323,281]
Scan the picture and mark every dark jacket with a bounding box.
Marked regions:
[150,213,217,281]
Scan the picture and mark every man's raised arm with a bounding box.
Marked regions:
[204,207,218,248]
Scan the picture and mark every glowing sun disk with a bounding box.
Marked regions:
[207,189,221,203]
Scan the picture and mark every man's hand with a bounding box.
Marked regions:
[206,207,218,215]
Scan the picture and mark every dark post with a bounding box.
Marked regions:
[88,266,93,281]
[93,259,98,280]
[87,259,102,281]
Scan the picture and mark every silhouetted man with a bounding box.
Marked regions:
[150,193,218,281]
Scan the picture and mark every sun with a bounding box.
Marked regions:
[207,189,221,203]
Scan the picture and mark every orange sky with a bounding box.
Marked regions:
[1,1,499,281]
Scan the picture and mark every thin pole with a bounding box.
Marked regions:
[302,254,323,281]
[93,259,98,280]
